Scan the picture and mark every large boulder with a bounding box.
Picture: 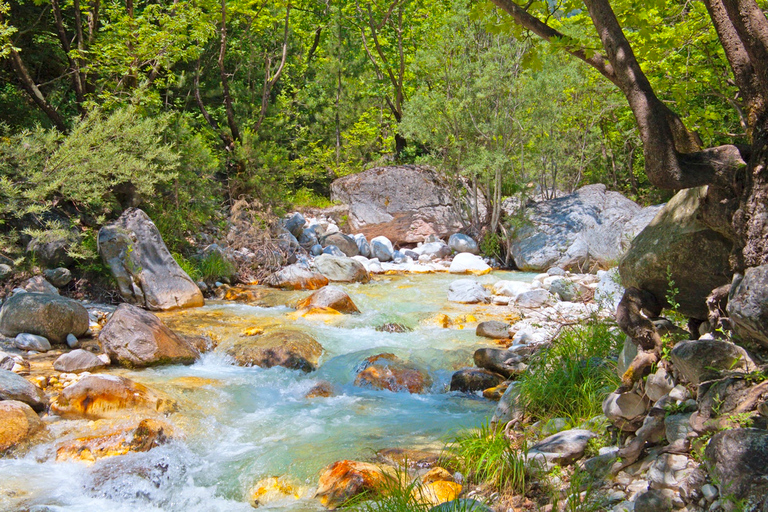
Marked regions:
[296,285,360,314]
[354,353,432,393]
[0,400,43,452]
[226,328,324,372]
[330,166,465,244]
[449,368,505,393]
[0,369,46,411]
[473,348,526,378]
[370,236,395,262]
[264,264,329,290]
[508,184,652,271]
[320,233,359,257]
[705,429,768,511]
[50,375,175,419]
[315,460,386,509]
[669,338,754,386]
[448,234,479,255]
[449,253,491,274]
[728,264,768,348]
[99,303,199,367]
[0,292,88,344]
[53,349,108,373]
[98,208,204,310]
[619,187,732,318]
[447,280,490,304]
[527,429,596,466]
[314,254,370,283]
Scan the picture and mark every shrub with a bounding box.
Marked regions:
[198,251,236,284]
[517,319,622,424]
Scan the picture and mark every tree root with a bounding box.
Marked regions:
[616,288,664,390]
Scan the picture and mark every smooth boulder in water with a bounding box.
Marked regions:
[296,285,360,314]
[370,236,395,262]
[321,232,359,257]
[449,368,505,393]
[264,263,329,290]
[447,279,490,304]
[475,321,511,339]
[53,349,108,373]
[0,369,46,411]
[314,254,370,283]
[98,208,204,310]
[14,333,51,352]
[99,303,199,367]
[355,353,432,393]
[0,400,43,452]
[448,253,490,274]
[0,292,88,344]
[226,328,324,372]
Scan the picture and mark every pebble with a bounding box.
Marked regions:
[66,333,80,348]
[701,484,718,501]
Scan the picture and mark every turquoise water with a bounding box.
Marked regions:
[0,272,535,511]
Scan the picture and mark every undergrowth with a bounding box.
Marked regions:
[517,319,622,425]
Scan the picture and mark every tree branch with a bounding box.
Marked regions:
[219,0,240,143]
[255,4,291,132]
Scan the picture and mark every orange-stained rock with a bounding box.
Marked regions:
[306,381,335,398]
[413,480,462,506]
[51,375,177,419]
[315,460,386,509]
[264,264,329,290]
[421,467,454,485]
[0,400,43,452]
[249,476,303,508]
[55,418,173,462]
[482,382,510,401]
[354,353,432,394]
[296,286,359,314]
[225,328,324,373]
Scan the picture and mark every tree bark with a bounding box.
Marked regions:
[6,48,68,131]
[219,0,240,144]
[254,4,291,133]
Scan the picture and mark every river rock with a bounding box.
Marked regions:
[728,264,768,348]
[23,276,59,295]
[603,390,649,431]
[448,234,479,255]
[99,303,199,367]
[314,254,370,283]
[277,231,300,254]
[669,339,754,386]
[415,481,462,507]
[98,208,204,310]
[449,368,505,393]
[414,241,451,259]
[355,353,432,393]
[705,428,768,511]
[0,369,46,411]
[0,292,88,343]
[53,349,108,373]
[315,460,386,509]
[51,375,175,419]
[226,328,324,372]
[449,253,491,274]
[371,236,395,262]
[55,418,173,462]
[0,264,12,280]
[619,186,732,319]
[284,212,306,238]
[492,280,531,299]
[508,184,649,271]
[527,429,596,466]
[476,321,511,339]
[473,348,526,378]
[320,232,359,257]
[515,289,555,308]
[14,333,51,352]
[330,166,465,244]
[447,280,490,304]
[321,245,344,257]
[634,489,672,512]
[549,278,584,302]
[646,367,675,402]
[353,234,371,258]
[264,263,329,290]
[296,285,360,314]
[43,267,72,288]
[490,381,524,428]
[0,400,43,452]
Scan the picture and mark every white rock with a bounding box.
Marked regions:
[515,289,555,308]
[701,484,718,501]
[492,280,531,299]
[447,280,490,304]
[449,253,491,274]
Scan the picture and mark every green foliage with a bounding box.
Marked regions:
[517,319,622,424]
[479,231,502,260]
[443,422,526,492]
[287,187,334,209]
[197,251,236,284]
[665,265,681,311]
[172,252,203,282]
[346,468,429,512]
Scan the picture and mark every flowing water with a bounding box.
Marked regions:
[0,271,535,512]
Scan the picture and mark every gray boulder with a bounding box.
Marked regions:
[634,490,672,512]
[264,263,329,290]
[98,208,204,311]
[549,278,581,302]
[310,244,323,256]
[299,228,319,248]
[515,289,554,308]
[620,186,732,318]
[23,276,58,295]
[705,428,768,511]
[528,429,596,466]
[0,264,12,280]
[43,267,72,288]
[449,368,505,392]
[283,212,306,238]
[603,390,649,431]
[669,338,754,386]
[473,348,526,378]
[320,232,359,257]
[447,280,490,304]
[476,321,511,339]
[415,241,451,259]
[53,349,108,373]
[14,333,51,352]
[314,254,370,283]
[509,184,649,271]
[322,245,345,257]
[0,369,46,411]
[0,292,88,343]
[728,264,768,348]
[277,231,300,253]
[353,234,371,258]
[330,165,464,244]
[448,233,479,255]
[371,236,395,262]
[99,303,199,367]
[490,381,524,428]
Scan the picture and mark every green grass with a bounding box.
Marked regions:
[443,422,526,493]
[346,469,431,512]
[288,187,335,209]
[198,250,236,283]
[517,319,623,425]
[172,252,202,281]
